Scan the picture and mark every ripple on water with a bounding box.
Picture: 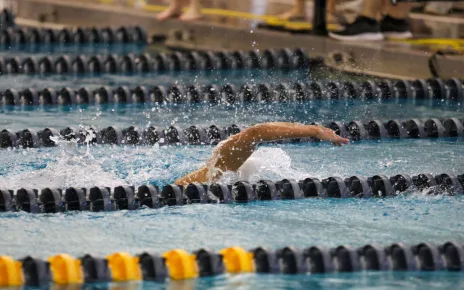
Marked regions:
[0,136,463,290]
[0,196,463,258]
[0,138,463,189]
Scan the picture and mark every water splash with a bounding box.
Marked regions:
[0,138,463,192]
[219,147,310,184]
[0,134,125,190]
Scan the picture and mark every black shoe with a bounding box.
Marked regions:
[329,16,383,41]
[380,15,413,39]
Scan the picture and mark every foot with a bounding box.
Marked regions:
[277,8,305,21]
[424,3,453,15]
[156,5,182,21]
[328,11,349,26]
[329,16,384,41]
[179,8,203,21]
[380,15,413,39]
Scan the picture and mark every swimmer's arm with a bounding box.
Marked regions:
[212,122,350,171]
[245,122,349,145]
[174,123,349,185]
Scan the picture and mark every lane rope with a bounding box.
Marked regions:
[0,118,462,149]
[0,25,148,49]
[1,172,463,213]
[1,241,463,286]
[0,47,309,76]
[1,78,462,107]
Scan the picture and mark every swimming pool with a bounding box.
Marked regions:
[0,41,463,289]
[0,99,462,131]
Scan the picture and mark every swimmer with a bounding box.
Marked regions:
[175,122,349,185]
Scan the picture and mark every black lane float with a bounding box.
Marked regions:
[1,78,462,106]
[0,8,14,28]
[0,117,462,149]
[1,172,463,213]
[1,241,463,287]
[0,48,309,76]
[0,25,147,50]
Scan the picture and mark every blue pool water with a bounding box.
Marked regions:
[0,54,463,289]
[0,139,463,189]
[1,184,464,289]
[0,69,308,90]
[0,100,462,131]
[1,194,464,261]
[24,272,463,290]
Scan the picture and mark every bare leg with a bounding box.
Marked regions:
[157,0,185,21]
[361,0,382,20]
[424,2,453,15]
[383,1,413,39]
[331,0,364,25]
[278,0,306,20]
[327,0,336,13]
[174,123,349,185]
[180,0,203,21]
[385,2,412,19]
[362,0,411,19]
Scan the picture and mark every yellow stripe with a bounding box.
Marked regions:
[391,38,464,46]
[142,4,166,13]
[390,38,464,51]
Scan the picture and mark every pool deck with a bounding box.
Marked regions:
[16,0,464,80]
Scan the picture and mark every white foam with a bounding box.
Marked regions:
[0,140,312,190]
[0,137,126,190]
[218,147,310,184]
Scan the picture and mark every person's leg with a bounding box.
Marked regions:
[278,0,306,21]
[360,0,382,19]
[180,0,203,21]
[156,0,185,21]
[380,2,413,39]
[330,0,364,25]
[424,2,453,15]
[329,0,384,41]
[385,3,411,19]
[327,0,342,24]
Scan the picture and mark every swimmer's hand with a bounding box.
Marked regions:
[314,126,350,147]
